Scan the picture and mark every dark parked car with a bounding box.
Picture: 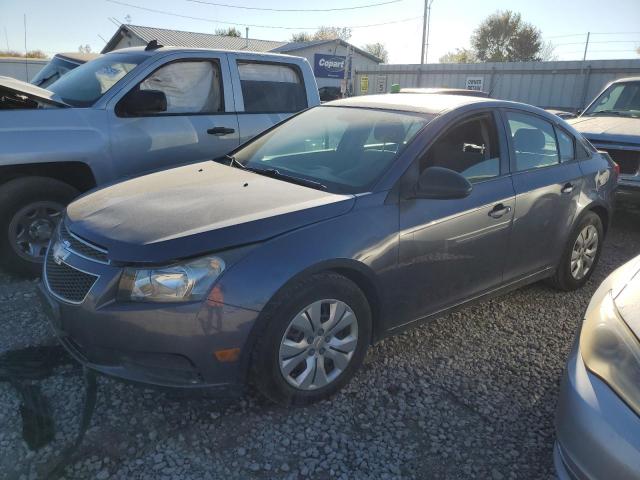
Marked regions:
[555,255,640,479]
[39,94,617,405]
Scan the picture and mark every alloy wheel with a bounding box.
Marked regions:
[279,299,358,390]
[570,224,599,280]
[8,201,64,262]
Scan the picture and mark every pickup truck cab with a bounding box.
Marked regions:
[0,44,320,276]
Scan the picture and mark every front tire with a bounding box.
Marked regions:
[549,211,604,291]
[250,272,372,406]
[0,177,78,278]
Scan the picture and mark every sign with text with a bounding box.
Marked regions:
[360,76,369,94]
[314,54,346,79]
[466,76,484,91]
[376,75,387,93]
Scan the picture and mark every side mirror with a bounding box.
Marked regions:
[117,89,167,116]
[411,166,472,200]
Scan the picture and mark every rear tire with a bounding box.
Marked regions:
[549,211,604,291]
[250,272,371,406]
[0,177,78,278]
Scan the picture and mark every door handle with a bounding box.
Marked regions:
[488,203,512,219]
[561,182,574,194]
[207,127,235,135]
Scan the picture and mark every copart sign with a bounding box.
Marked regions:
[314,54,346,78]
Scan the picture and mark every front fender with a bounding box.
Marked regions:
[0,108,113,184]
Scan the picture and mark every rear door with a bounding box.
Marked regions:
[396,111,515,321]
[501,110,583,282]
[228,55,310,144]
[108,52,239,178]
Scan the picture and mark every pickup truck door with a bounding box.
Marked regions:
[227,53,313,144]
[107,52,239,178]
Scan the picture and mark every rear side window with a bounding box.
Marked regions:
[238,62,307,113]
[556,128,575,163]
[506,112,559,171]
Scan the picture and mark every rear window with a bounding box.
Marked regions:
[237,61,307,113]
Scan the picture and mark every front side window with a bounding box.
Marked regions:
[421,113,501,183]
[238,62,307,113]
[507,112,559,171]
[556,128,575,163]
[234,106,432,193]
[48,53,146,107]
[139,60,222,114]
[584,81,640,118]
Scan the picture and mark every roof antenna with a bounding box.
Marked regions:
[145,39,163,51]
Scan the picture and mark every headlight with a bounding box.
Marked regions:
[580,291,640,415]
[119,255,225,303]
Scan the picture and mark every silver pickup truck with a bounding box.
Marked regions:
[0,44,319,276]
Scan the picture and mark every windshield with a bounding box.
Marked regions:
[30,56,79,88]
[234,106,432,194]
[584,81,640,118]
[48,53,147,107]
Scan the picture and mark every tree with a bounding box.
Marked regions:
[290,32,313,42]
[215,27,242,37]
[78,44,92,54]
[362,43,388,62]
[439,48,477,64]
[312,26,352,41]
[0,50,47,59]
[471,10,544,62]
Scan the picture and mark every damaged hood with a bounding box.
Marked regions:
[0,76,69,108]
[569,115,640,145]
[66,161,355,264]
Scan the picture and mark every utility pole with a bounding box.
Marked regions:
[23,14,28,82]
[582,31,590,61]
[420,0,427,64]
[424,0,434,64]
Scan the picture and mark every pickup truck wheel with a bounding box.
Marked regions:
[0,177,78,278]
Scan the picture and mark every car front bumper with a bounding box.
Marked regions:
[555,342,640,480]
[38,252,260,392]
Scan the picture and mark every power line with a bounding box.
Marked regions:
[187,0,402,12]
[106,0,421,30]
[554,39,640,46]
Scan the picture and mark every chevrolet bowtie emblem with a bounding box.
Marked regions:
[52,241,70,266]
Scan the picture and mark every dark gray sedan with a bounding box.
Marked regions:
[39,94,617,405]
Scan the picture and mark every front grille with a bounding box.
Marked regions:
[59,224,109,264]
[45,252,98,303]
[599,148,640,175]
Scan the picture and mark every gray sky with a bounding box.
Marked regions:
[3,0,640,63]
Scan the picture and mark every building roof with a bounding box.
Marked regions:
[102,25,383,63]
[102,24,286,54]
[272,39,382,63]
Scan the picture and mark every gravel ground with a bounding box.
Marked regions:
[1,207,639,480]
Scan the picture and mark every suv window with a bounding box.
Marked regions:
[238,62,307,113]
[556,127,575,163]
[139,60,222,114]
[420,113,501,183]
[506,112,559,171]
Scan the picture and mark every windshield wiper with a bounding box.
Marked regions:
[214,154,246,170]
[247,167,327,191]
[589,110,628,117]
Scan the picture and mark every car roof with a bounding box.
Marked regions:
[399,87,490,98]
[104,45,304,62]
[610,76,640,84]
[325,93,501,115]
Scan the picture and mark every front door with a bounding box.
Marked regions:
[396,111,515,323]
[500,110,583,282]
[108,53,240,179]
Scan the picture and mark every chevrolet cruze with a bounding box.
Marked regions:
[39,94,617,405]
